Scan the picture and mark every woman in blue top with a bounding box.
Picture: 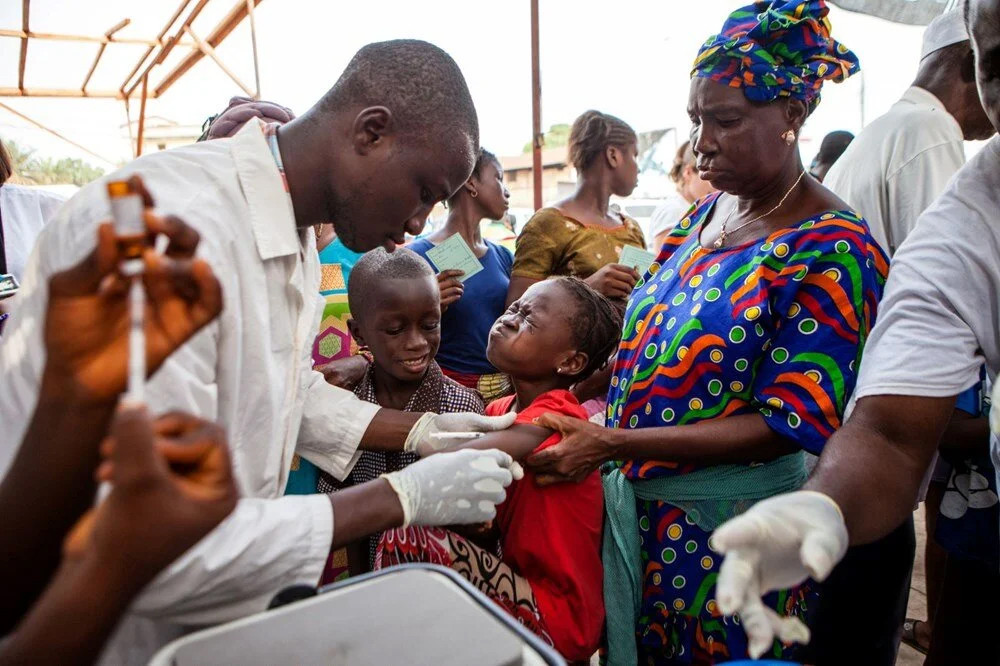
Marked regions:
[409,148,514,402]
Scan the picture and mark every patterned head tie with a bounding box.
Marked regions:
[691,0,859,111]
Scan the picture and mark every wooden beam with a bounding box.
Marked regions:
[82,19,130,92]
[124,0,211,98]
[155,0,264,98]
[0,29,194,47]
[18,0,29,91]
[245,0,260,98]
[136,75,148,157]
[0,87,137,99]
[0,101,117,165]
[183,25,254,97]
[118,0,193,97]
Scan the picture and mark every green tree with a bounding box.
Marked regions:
[522,123,571,153]
[3,140,104,186]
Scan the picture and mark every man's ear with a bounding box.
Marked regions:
[352,106,394,156]
[347,317,366,347]
[559,350,589,378]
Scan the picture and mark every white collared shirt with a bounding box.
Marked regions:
[0,121,380,660]
[824,86,966,256]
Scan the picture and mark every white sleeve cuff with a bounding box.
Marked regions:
[130,494,333,626]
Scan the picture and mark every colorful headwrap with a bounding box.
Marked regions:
[692,0,859,109]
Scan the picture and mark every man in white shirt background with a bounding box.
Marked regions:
[818,8,996,659]
[0,141,66,327]
[0,39,521,662]
[824,6,996,257]
[711,2,1000,665]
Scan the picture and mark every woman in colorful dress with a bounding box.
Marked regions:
[526,2,888,663]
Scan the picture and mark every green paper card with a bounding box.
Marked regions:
[425,233,484,282]
[619,244,657,273]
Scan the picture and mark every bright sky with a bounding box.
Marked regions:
[0,1,928,171]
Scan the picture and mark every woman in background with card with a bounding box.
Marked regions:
[506,110,646,311]
[506,110,647,413]
[409,149,516,403]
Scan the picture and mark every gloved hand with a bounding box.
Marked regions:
[404,411,518,457]
[713,490,848,658]
[382,448,524,526]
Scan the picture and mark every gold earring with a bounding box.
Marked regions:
[782,130,796,145]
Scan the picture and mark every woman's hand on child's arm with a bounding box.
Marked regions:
[457,424,553,462]
[526,413,621,485]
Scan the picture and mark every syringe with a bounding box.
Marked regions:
[107,180,148,403]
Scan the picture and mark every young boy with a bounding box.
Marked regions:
[319,248,484,576]
[375,277,623,663]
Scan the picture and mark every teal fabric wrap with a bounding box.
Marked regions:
[602,452,807,665]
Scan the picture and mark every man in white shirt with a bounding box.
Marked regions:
[711,3,1000,664]
[818,10,996,659]
[824,7,995,257]
[0,39,519,661]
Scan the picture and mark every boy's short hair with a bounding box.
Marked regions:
[348,247,435,320]
[550,276,624,380]
[320,39,479,149]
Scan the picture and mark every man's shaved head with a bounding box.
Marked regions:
[320,39,479,149]
[281,39,480,253]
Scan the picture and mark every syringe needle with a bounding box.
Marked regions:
[126,277,145,404]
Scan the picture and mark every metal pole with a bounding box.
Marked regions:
[136,74,148,157]
[530,0,542,211]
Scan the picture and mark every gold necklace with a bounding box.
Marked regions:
[713,170,807,249]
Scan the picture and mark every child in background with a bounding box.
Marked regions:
[376,277,622,663]
[317,248,484,576]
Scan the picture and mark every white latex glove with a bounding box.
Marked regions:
[404,411,518,457]
[382,448,524,527]
[713,490,848,658]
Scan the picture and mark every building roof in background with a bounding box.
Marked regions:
[501,146,569,172]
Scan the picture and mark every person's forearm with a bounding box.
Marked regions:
[505,276,540,307]
[358,408,421,452]
[0,554,144,665]
[805,395,952,545]
[609,413,798,465]
[461,424,550,461]
[0,370,116,632]
[328,479,405,550]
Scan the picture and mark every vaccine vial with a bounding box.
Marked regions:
[106,180,147,264]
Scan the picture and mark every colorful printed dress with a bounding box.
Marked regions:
[605,192,888,663]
